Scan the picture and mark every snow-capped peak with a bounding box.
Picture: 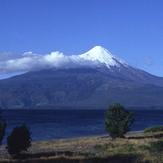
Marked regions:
[0,46,128,74]
[79,46,126,68]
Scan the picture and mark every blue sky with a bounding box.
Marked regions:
[0,0,163,77]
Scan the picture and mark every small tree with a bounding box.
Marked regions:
[0,109,6,145]
[6,124,31,157]
[105,103,134,138]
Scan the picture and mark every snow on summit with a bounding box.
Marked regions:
[79,46,124,68]
[0,46,127,73]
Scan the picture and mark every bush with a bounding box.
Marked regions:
[105,103,134,138]
[0,109,6,145]
[144,125,163,133]
[6,124,31,157]
[0,121,6,145]
[149,140,163,153]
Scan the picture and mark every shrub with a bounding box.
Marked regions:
[105,103,134,138]
[6,124,31,157]
[0,109,6,145]
[149,140,163,153]
[0,121,6,145]
[144,125,163,133]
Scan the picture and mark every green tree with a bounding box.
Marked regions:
[6,124,31,157]
[0,109,6,145]
[105,103,134,138]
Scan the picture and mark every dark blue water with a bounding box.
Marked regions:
[2,109,163,141]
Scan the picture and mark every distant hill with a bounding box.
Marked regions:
[0,46,163,109]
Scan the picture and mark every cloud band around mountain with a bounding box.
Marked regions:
[0,46,125,74]
[0,51,98,73]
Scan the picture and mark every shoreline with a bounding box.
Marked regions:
[32,130,144,144]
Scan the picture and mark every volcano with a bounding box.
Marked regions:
[0,46,163,109]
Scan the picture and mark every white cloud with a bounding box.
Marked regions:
[0,46,122,74]
[0,51,98,73]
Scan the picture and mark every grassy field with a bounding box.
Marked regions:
[1,131,163,163]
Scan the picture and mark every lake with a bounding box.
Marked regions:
[2,109,163,142]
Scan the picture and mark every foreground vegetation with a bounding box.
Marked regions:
[144,125,163,133]
[0,131,163,162]
[105,103,134,138]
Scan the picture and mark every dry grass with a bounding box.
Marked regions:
[1,131,163,162]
